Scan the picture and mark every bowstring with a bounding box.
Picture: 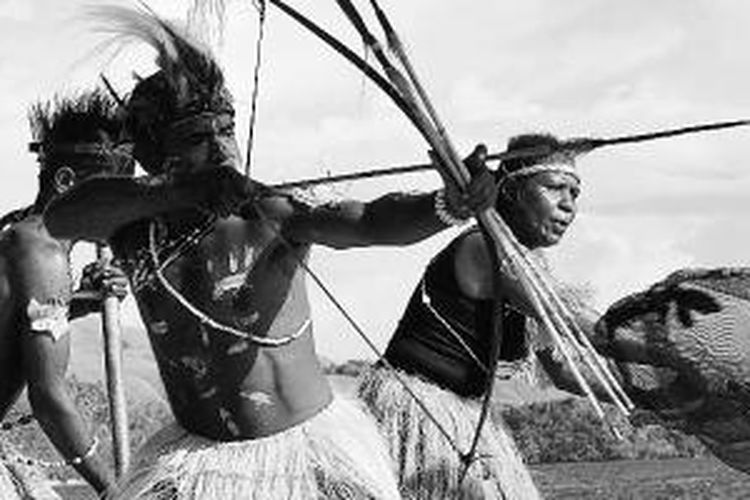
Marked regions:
[250,202,467,459]
[245,0,267,177]
[247,0,473,466]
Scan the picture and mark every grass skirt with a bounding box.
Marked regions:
[0,442,61,500]
[357,366,541,500]
[111,397,401,499]
[0,463,22,500]
[0,462,60,500]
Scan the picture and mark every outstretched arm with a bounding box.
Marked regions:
[9,231,114,495]
[279,191,450,248]
[277,146,497,248]
[45,167,257,242]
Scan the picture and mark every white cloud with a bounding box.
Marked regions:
[547,213,697,311]
[451,76,545,123]
[0,0,33,21]
[3,0,750,363]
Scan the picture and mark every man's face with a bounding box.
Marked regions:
[511,170,580,248]
[164,113,241,175]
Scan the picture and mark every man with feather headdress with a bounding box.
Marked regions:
[0,89,133,498]
[44,5,498,499]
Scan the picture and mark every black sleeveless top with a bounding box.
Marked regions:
[384,229,529,398]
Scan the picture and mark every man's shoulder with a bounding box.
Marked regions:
[4,217,65,260]
[453,227,486,258]
[8,214,50,238]
[451,227,497,294]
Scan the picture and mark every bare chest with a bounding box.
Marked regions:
[118,214,310,355]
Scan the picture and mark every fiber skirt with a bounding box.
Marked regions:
[357,366,541,500]
[111,396,400,499]
[0,463,23,500]
[0,441,61,500]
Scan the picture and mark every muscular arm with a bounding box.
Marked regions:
[45,168,257,242]
[266,145,496,248]
[8,228,113,494]
[44,175,205,241]
[275,190,450,249]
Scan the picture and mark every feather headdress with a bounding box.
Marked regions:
[28,88,131,175]
[87,5,233,168]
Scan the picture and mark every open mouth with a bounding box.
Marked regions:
[550,220,570,234]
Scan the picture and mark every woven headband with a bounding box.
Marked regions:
[498,162,579,186]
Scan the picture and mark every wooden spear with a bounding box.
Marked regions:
[96,244,130,478]
[272,119,750,189]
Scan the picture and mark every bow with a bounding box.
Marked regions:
[261,0,510,472]
[275,0,635,472]
[187,0,635,479]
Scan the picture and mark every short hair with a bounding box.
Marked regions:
[494,132,579,222]
[496,132,567,181]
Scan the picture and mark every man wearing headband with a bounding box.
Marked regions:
[357,132,586,499]
[44,7,498,499]
[0,89,132,498]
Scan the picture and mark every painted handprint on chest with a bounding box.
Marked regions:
[166,215,303,334]
[201,218,295,331]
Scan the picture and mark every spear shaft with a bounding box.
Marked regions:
[272,118,750,189]
[96,244,130,478]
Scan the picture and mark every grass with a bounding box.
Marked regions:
[54,458,750,499]
[532,458,750,499]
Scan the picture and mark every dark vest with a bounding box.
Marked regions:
[384,229,528,398]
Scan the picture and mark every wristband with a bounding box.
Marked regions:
[434,189,469,226]
[69,437,99,466]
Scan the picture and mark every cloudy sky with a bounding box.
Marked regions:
[2,0,750,363]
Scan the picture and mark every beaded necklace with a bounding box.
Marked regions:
[145,216,310,346]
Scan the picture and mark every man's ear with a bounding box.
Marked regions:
[53,166,77,194]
